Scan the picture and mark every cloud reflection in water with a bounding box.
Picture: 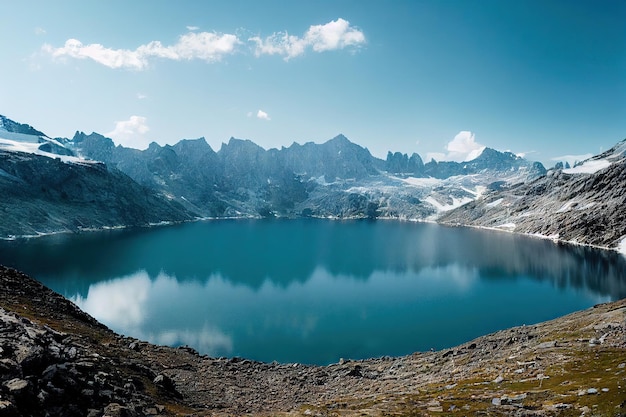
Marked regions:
[66,263,594,365]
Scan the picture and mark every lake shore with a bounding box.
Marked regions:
[1,264,624,416]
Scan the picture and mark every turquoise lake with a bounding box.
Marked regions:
[1,219,625,365]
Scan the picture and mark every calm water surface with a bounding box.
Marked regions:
[1,219,625,365]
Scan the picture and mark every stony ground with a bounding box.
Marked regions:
[1,265,625,416]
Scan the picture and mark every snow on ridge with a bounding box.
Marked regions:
[485,198,503,208]
[0,137,94,165]
[563,158,611,175]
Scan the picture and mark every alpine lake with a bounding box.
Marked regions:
[1,219,625,365]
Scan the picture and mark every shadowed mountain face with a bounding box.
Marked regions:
[0,150,194,238]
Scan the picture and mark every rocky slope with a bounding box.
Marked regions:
[0,150,195,239]
[439,139,626,251]
[1,265,624,416]
[0,116,200,239]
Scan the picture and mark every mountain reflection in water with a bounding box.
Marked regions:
[0,220,624,364]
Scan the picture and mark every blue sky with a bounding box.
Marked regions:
[1,0,624,165]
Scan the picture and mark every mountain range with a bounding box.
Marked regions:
[1,113,624,253]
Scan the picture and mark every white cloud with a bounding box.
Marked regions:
[42,19,365,68]
[249,18,365,60]
[256,109,271,121]
[34,27,46,35]
[42,31,240,70]
[136,93,147,100]
[105,116,152,149]
[427,131,486,162]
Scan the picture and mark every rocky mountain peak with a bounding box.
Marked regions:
[0,115,47,137]
[173,137,213,152]
[221,137,265,154]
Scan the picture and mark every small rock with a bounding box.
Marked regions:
[537,341,556,349]
[37,389,48,404]
[347,365,362,377]
[445,383,457,389]
[153,374,176,392]
[103,403,130,417]
[0,400,16,415]
[492,397,501,406]
[66,346,77,359]
[493,376,504,384]
[426,400,442,412]
[3,378,28,393]
[94,371,109,385]
[601,388,609,392]
[587,388,598,394]
[618,363,625,369]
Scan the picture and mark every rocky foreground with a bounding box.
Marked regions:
[0,265,625,416]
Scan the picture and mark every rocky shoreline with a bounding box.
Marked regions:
[1,265,625,416]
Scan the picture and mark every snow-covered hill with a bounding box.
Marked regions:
[440,139,626,252]
[0,115,84,162]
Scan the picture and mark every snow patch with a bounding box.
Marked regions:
[0,137,96,165]
[556,200,575,213]
[401,176,441,187]
[461,185,487,198]
[496,223,516,231]
[563,159,611,174]
[577,202,596,211]
[618,236,626,257]
[485,198,503,208]
[425,196,473,212]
